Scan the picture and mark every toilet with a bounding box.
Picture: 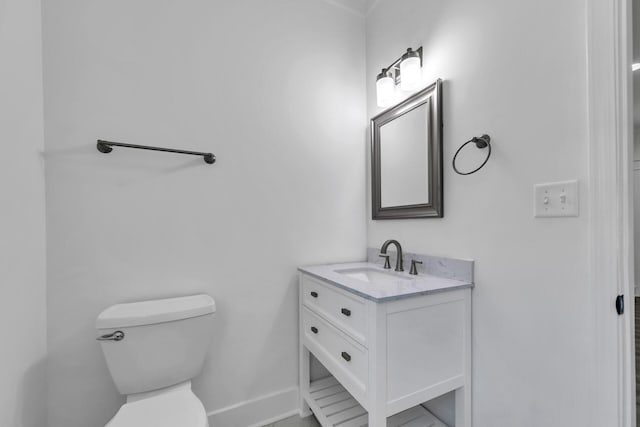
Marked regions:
[96,294,216,427]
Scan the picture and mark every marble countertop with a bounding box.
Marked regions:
[298,261,473,302]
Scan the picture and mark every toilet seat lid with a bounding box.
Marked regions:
[107,389,208,427]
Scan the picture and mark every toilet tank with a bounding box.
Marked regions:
[96,294,216,395]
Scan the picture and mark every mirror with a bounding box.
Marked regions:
[371,79,443,219]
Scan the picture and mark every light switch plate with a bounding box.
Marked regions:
[534,180,579,218]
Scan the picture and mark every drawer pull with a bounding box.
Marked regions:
[310,326,318,334]
[341,352,351,362]
[310,291,318,298]
[341,308,351,317]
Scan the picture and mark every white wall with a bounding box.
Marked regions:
[0,0,47,426]
[41,1,366,426]
[366,1,591,426]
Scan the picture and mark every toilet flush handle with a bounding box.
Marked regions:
[96,331,125,342]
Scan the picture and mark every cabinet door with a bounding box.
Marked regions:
[385,292,466,414]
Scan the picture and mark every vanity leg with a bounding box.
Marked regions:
[456,288,472,427]
[455,386,471,427]
[367,303,388,427]
[300,399,312,418]
[299,346,312,417]
[368,411,387,427]
[299,274,313,418]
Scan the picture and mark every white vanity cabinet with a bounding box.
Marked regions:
[298,267,472,427]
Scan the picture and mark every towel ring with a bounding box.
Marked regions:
[452,134,491,175]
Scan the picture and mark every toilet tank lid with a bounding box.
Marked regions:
[96,294,216,329]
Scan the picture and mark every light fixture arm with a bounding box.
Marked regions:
[379,47,423,84]
[376,46,424,108]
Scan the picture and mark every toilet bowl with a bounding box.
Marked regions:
[96,294,216,427]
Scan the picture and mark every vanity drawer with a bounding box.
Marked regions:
[302,306,368,396]
[301,275,368,345]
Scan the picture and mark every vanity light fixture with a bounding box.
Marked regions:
[376,70,395,108]
[400,48,422,90]
[375,46,423,107]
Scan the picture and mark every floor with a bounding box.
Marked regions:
[264,414,321,427]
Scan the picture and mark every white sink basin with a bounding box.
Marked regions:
[334,267,410,285]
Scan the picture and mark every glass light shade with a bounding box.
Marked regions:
[376,74,395,107]
[400,56,421,91]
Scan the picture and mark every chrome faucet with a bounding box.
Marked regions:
[380,239,404,272]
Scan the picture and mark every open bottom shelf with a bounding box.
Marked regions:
[307,376,448,427]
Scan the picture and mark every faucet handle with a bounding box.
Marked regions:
[409,259,423,275]
[379,254,391,269]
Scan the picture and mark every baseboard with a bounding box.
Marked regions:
[207,386,299,427]
[246,408,301,427]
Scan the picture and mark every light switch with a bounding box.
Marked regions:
[534,180,579,218]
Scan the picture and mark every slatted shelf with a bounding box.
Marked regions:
[306,376,448,427]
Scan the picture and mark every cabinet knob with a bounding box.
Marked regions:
[310,291,318,298]
[341,308,351,317]
[310,326,318,334]
[341,352,351,362]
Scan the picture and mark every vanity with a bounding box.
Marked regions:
[298,250,473,427]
